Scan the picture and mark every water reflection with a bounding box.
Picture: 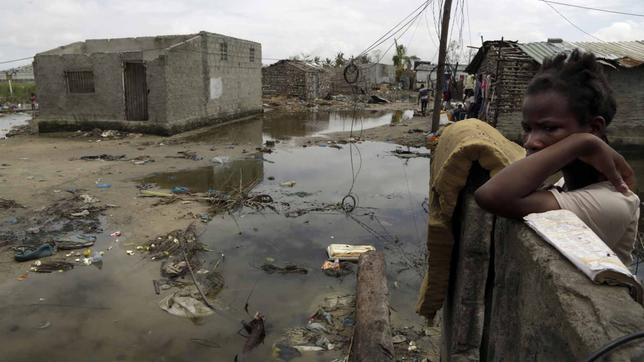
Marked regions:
[0,113,30,138]
[182,117,263,145]
[140,156,264,194]
[182,110,413,145]
[263,110,413,140]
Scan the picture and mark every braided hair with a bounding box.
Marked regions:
[526,49,617,126]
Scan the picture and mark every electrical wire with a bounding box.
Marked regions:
[0,56,34,65]
[586,331,644,361]
[357,0,431,58]
[544,1,604,42]
[540,0,644,17]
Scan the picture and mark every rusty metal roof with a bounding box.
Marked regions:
[518,40,644,68]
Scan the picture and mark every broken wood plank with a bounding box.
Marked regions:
[349,251,394,362]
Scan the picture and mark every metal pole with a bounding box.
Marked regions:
[431,0,453,132]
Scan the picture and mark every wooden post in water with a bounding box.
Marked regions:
[349,251,394,362]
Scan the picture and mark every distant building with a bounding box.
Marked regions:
[0,64,34,82]
[414,61,432,88]
[34,31,262,135]
[359,63,395,86]
[330,62,395,95]
[262,60,331,101]
[466,39,644,142]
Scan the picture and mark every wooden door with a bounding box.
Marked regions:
[124,62,148,121]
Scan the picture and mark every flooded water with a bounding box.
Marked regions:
[0,113,31,138]
[262,110,414,141]
[0,123,429,361]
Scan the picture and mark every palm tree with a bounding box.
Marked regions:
[392,43,416,81]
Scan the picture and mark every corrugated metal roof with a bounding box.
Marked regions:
[518,40,644,68]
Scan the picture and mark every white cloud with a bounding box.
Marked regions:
[0,0,643,69]
[593,21,644,41]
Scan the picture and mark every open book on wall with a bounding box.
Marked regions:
[524,209,643,304]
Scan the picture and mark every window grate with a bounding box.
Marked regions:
[65,71,95,93]
[249,47,255,62]
[220,42,228,61]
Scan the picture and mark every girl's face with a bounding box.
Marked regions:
[521,90,589,156]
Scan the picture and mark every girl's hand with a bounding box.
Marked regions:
[577,135,635,193]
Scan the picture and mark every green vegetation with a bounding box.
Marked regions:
[392,44,417,82]
[0,81,35,103]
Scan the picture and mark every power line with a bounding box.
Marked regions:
[544,2,604,42]
[359,0,431,57]
[540,0,644,17]
[0,56,34,65]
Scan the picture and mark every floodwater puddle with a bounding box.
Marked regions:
[0,137,429,361]
[139,156,264,193]
[263,110,414,141]
[0,113,31,138]
[183,109,413,145]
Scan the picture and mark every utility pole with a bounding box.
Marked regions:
[431,0,453,132]
[5,71,14,97]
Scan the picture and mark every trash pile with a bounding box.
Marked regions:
[391,148,431,159]
[139,188,276,214]
[2,192,105,248]
[72,128,142,140]
[143,224,225,320]
[272,294,355,361]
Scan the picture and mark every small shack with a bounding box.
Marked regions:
[414,61,432,89]
[34,31,262,135]
[466,39,644,142]
[262,60,331,101]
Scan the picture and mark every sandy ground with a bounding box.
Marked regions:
[0,104,429,251]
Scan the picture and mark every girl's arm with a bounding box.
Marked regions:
[474,133,634,218]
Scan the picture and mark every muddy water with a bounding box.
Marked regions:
[0,113,30,138]
[0,128,428,361]
[262,110,414,141]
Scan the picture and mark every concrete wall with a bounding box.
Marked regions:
[262,62,307,98]
[34,53,126,121]
[606,66,644,146]
[441,171,644,361]
[360,63,395,86]
[262,61,329,101]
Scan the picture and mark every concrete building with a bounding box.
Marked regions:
[0,64,34,82]
[466,39,644,144]
[359,63,395,86]
[34,31,262,135]
[329,63,395,95]
[414,61,432,89]
[262,60,331,101]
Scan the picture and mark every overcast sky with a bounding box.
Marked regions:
[1,0,643,69]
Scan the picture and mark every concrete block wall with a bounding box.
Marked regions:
[441,177,644,361]
[606,67,644,146]
[164,36,206,124]
[35,53,126,121]
[262,62,309,100]
[204,33,262,117]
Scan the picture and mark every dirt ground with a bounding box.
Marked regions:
[0,102,429,259]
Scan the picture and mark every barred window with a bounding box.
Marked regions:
[249,47,255,62]
[65,71,95,93]
[220,42,228,61]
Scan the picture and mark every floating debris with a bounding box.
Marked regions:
[260,263,308,275]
